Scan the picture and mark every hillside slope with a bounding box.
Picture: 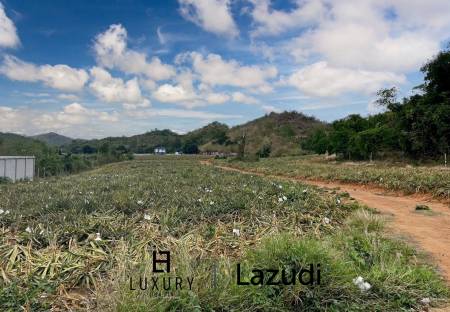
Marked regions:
[201,111,326,156]
[66,129,182,154]
[31,132,73,146]
[5,111,325,157]
[0,132,49,156]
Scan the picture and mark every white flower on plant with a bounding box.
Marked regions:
[282,195,287,201]
[198,198,202,202]
[258,196,263,199]
[4,210,9,215]
[144,214,151,221]
[232,228,240,236]
[0,209,4,214]
[137,200,144,205]
[353,276,371,292]
[278,185,282,189]
[302,189,308,194]
[25,226,32,233]
[323,217,330,224]
[278,197,283,202]
[209,201,214,205]
[336,198,341,204]
[95,233,102,241]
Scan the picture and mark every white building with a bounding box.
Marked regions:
[0,156,35,182]
[154,147,166,155]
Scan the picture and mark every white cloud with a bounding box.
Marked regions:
[153,83,198,104]
[152,70,200,107]
[126,108,241,120]
[157,26,167,45]
[262,104,281,113]
[0,2,20,48]
[178,0,238,38]
[288,61,405,97]
[206,92,229,104]
[249,0,325,37]
[94,24,175,80]
[0,55,88,91]
[231,91,258,104]
[57,93,79,101]
[89,66,150,108]
[282,0,448,73]
[186,52,277,89]
[0,103,119,136]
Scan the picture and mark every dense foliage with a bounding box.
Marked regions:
[0,133,131,177]
[302,49,450,160]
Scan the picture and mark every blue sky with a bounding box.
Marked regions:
[0,0,449,138]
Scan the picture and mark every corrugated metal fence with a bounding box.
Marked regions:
[0,156,35,182]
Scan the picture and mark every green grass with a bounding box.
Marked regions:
[215,155,450,200]
[0,157,448,311]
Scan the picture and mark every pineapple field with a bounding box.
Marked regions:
[0,156,448,311]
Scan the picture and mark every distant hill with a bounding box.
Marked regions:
[0,132,49,156]
[62,111,325,157]
[31,132,73,146]
[201,111,326,156]
[66,129,182,154]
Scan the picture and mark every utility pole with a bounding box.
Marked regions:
[238,132,246,160]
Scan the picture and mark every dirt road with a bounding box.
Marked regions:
[204,161,450,284]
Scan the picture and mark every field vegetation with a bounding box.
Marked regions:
[0,157,447,311]
[215,155,450,201]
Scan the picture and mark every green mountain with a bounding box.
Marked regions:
[31,132,73,146]
[66,129,182,154]
[2,111,325,158]
[0,132,49,156]
[63,111,325,157]
[201,111,325,156]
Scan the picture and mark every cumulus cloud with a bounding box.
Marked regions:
[89,66,150,108]
[178,0,238,38]
[184,52,277,89]
[282,0,448,73]
[94,24,175,80]
[0,55,88,91]
[0,2,20,48]
[249,0,325,37]
[153,83,198,104]
[287,61,405,97]
[206,92,229,104]
[231,91,258,104]
[0,103,119,136]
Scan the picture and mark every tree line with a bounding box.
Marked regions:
[302,48,450,161]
